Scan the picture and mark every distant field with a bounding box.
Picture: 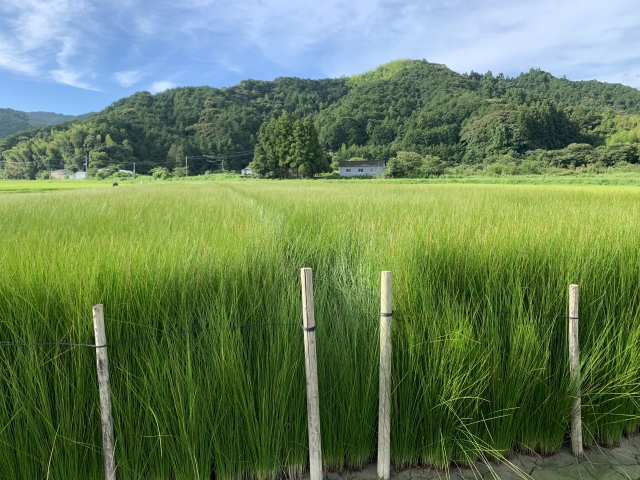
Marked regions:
[0,182,639,479]
[4,172,640,191]
[0,180,111,192]
[328,173,640,186]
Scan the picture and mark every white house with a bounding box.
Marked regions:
[241,167,252,176]
[71,171,86,180]
[338,160,386,177]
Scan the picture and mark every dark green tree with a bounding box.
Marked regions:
[250,113,326,178]
[386,151,423,177]
[291,117,328,176]
[419,154,445,177]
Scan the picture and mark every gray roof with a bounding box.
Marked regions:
[338,161,385,167]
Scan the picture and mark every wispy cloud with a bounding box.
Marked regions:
[0,0,98,88]
[149,81,176,93]
[147,0,640,88]
[218,56,244,75]
[204,0,640,87]
[114,70,144,87]
[1,0,639,96]
[0,45,39,76]
[50,69,96,90]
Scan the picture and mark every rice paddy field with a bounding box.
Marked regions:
[0,180,111,192]
[0,181,639,479]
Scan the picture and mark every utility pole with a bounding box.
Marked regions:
[133,162,136,179]
[185,156,188,179]
[221,158,224,172]
[85,153,88,178]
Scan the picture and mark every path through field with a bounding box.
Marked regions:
[305,435,640,479]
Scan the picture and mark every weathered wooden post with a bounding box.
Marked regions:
[93,304,117,480]
[378,271,392,480]
[568,284,583,457]
[301,268,322,480]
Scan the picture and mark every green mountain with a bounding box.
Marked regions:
[0,109,93,141]
[27,111,94,125]
[0,109,40,139]
[2,59,639,178]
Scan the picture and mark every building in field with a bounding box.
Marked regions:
[71,172,86,180]
[50,169,74,179]
[338,160,386,177]
[241,167,252,176]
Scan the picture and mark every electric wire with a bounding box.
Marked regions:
[0,321,300,349]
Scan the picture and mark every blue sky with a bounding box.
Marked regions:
[1,0,639,115]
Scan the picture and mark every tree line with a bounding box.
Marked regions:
[1,60,640,179]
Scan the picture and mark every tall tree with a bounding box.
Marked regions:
[250,113,326,178]
[292,117,327,177]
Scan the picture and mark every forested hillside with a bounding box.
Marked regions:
[2,60,640,178]
[0,109,91,141]
[0,109,40,140]
[27,111,93,125]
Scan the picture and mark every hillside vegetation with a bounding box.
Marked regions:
[2,59,640,178]
[0,109,91,141]
[26,111,93,125]
[0,109,40,139]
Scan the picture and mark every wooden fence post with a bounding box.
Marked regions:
[568,284,583,457]
[301,268,322,480]
[378,271,392,480]
[93,304,117,480]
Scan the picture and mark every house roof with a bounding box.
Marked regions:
[338,161,385,167]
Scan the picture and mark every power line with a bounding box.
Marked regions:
[186,151,255,174]
[187,150,255,161]
[0,159,67,166]
[0,150,255,173]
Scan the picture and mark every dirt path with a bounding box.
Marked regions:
[303,435,640,479]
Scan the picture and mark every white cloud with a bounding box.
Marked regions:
[218,56,243,75]
[410,0,640,84]
[1,0,639,93]
[168,0,640,88]
[50,69,95,90]
[149,81,177,93]
[0,0,98,88]
[0,46,38,75]
[114,70,143,87]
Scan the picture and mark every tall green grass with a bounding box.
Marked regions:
[0,182,639,479]
[0,180,111,192]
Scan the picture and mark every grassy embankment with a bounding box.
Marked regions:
[0,182,639,479]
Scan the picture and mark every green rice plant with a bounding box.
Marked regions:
[0,182,639,479]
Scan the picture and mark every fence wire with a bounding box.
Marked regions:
[0,322,300,349]
[0,311,577,350]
